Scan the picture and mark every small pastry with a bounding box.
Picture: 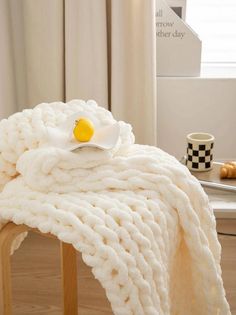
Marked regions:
[73,118,94,142]
[220,162,236,179]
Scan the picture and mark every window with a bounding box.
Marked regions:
[186,0,236,65]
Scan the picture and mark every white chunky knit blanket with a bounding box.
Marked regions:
[0,100,231,315]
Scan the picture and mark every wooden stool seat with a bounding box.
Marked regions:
[0,222,78,315]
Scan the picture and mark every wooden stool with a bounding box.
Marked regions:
[0,222,78,315]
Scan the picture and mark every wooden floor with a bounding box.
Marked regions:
[217,219,236,315]
[9,219,236,315]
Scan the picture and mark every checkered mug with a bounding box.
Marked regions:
[186,132,214,172]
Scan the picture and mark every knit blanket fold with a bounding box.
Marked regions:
[0,100,231,315]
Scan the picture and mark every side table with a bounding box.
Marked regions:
[181,158,236,219]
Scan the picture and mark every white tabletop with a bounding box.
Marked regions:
[187,161,236,219]
[205,188,236,219]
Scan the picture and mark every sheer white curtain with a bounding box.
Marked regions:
[0,0,156,145]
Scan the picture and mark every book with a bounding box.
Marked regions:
[156,0,202,77]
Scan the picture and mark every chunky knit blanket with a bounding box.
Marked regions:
[0,100,231,315]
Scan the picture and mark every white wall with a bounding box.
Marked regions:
[157,78,236,160]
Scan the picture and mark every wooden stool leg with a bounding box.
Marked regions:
[60,242,78,315]
[0,223,78,315]
[0,223,29,315]
[0,226,12,315]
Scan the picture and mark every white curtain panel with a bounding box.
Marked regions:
[0,0,64,115]
[110,0,157,145]
[0,0,156,145]
[65,0,109,107]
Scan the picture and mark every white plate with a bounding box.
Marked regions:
[46,114,120,151]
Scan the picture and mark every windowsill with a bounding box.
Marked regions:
[157,63,236,79]
[201,63,236,78]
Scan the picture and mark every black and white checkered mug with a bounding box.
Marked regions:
[186,132,214,172]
